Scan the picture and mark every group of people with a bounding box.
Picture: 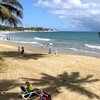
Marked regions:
[18,47,24,54]
[48,46,57,55]
[17,43,57,55]
[6,37,10,40]
[40,43,58,55]
[3,37,10,40]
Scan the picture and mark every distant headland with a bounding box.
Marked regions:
[0,25,56,32]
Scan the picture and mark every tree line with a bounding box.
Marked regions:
[0,25,53,31]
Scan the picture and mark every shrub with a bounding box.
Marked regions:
[0,60,6,72]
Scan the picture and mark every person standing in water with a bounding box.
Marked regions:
[48,46,51,54]
[48,43,52,54]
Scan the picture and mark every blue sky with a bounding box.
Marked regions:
[20,0,100,31]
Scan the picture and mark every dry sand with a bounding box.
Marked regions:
[0,40,100,100]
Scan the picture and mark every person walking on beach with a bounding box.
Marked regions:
[40,44,43,48]
[48,47,51,54]
[48,46,52,54]
[48,43,53,54]
[21,47,24,54]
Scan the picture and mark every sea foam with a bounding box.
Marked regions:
[67,48,100,55]
[85,44,100,49]
[12,40,39,45]
[34,37,51,41]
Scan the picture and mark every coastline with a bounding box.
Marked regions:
[0,39,100,59]
[1,31,100,58]
[0,30,56,33]
[0,39,100,58]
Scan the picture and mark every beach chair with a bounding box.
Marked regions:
[18,85,38,100]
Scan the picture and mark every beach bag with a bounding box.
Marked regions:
[39,91,52,100]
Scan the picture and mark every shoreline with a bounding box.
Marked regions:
[0,40,48,54]
[0,39,100,59]
[0,31,100,58]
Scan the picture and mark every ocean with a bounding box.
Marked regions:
[0,31,100,57]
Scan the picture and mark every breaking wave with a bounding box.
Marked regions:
[34,37,51,41]
[85,44,100,49]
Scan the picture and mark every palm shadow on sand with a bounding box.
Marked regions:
[0,80,22,100]
[22,72,100,99]
[0,51,47,60]
[0,72,100,100]
[0,80,42,100]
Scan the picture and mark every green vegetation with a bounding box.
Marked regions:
[0,0,23,27]
[0,56,6,72]
[0,25,54,32]
[0,0,54,31]
[52,85,61,93]
[0,60,6,72]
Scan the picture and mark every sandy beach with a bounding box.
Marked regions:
[0,40,100,100]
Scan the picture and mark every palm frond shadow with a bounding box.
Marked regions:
[0,80,22,100]
[0,51,46,60]
[22,72,100,99]
[0,80,39,100]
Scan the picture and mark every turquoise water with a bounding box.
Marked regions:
[1,31,100,57]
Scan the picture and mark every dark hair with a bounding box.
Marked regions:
[25,81,30,84]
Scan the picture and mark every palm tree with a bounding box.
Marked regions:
[0,0,23,27]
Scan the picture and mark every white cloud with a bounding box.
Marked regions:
[89,10,100,15]
[59,16,65,19]
[36,0,50,7]
[52,0,62,4]
[68,0,82,6]
[48,10,66,14]
[34,0,100,31]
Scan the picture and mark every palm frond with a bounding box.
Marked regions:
[0,4,11,19]
[0,0,23,27]
[2,0,23,9]
[1,3,23,18]
[1,14,22,27]
[9,15,22,27]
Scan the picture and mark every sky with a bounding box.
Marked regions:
[20,0,100,31]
